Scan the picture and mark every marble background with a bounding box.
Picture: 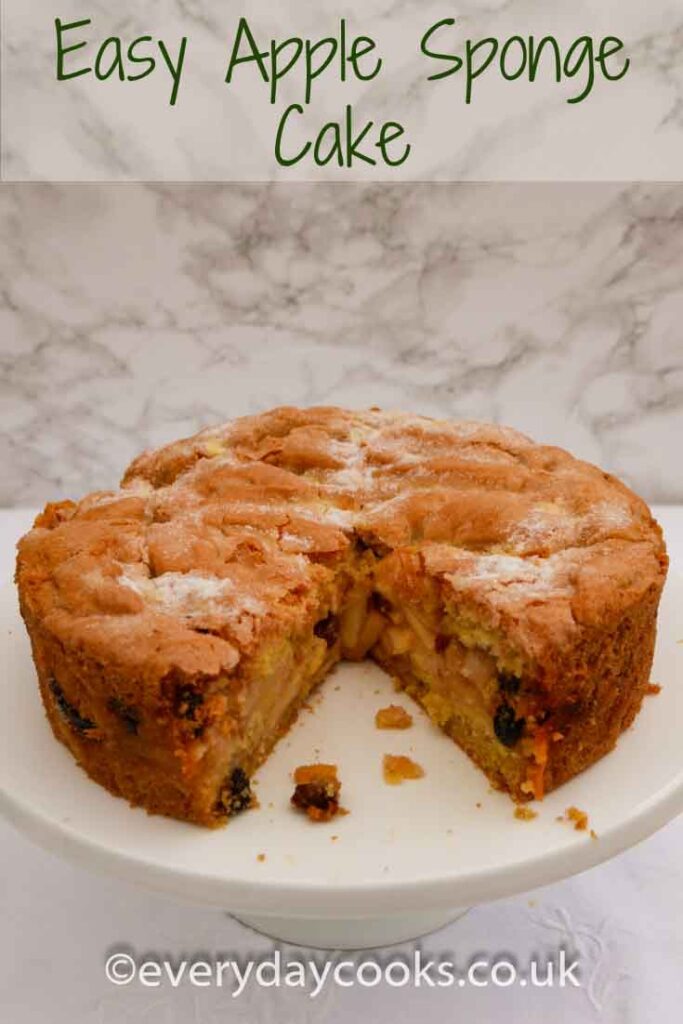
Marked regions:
[1,180,682,506]
[4,0,683,181]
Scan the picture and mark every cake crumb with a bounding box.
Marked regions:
[331,835,339,842]
[564,806,589,831]
[383,754,424,785]
[256,853,266,862]
[475,802,482,809]
[645,682,662,696]
[514,805,538,822]
[375,705,413,730]
[291,764,342,822]
[590,829,598,840]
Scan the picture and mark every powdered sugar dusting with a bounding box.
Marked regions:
[449,446,516,466]
[279,531,314,552]
[119,570,266,620]
[451,551,574,599]
[297,502,356,529]
[110,409,654,622]
[509,499,636,554]
[509,502,577,552]
[324,439,375,491]
[589,500,633,531]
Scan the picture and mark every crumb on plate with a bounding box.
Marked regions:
[291,763,342,822]
[645,682,662,696]
[375,705,413,730]
[564,805,589,831]
[383,754,424,785]
[514,805,538,822]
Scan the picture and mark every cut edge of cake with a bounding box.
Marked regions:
[15,406,668,827]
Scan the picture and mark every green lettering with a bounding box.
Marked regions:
[158,38,187,106]
[225,18,269,87]
[343,105,376,166]
[500,36,528,81]
[305,37,337,104]
[564,36,595,103]
[349,36,382,81]
[421,19,462,81]
[314,121,344,167]
[377,121,411,166]
[597,37,630,82]
[270,37,303,105]
[95,38,125,82]
[465,37,498,104]
[275,104,310,166]
[55,17,92,81]
[528,36,562,83]
[126,37,155,83]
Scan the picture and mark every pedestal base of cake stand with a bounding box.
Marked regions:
[231,907,470,949]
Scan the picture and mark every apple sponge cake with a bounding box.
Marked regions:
[15,406,667,826]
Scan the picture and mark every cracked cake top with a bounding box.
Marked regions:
[16,406,666,685]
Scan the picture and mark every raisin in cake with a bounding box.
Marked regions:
[15,407,667,826]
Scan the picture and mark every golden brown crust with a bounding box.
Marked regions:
[16,405,667,824]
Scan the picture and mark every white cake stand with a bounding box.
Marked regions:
[1,574,682,949]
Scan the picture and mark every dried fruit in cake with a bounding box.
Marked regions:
[107,696,140,735]
[493,704,526,748]
[49,680,97,736]
[313,613,340,648]
[216,767,254,816]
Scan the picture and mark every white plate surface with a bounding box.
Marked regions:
[1,563,682,921]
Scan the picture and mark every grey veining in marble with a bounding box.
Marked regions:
[1,181,682,505]
[3,0,683,181]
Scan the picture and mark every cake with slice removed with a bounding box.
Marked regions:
[15,406,667,825]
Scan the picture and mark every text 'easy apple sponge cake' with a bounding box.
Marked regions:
[15,407,667,827]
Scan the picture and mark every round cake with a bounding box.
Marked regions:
[15,407,667,827]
